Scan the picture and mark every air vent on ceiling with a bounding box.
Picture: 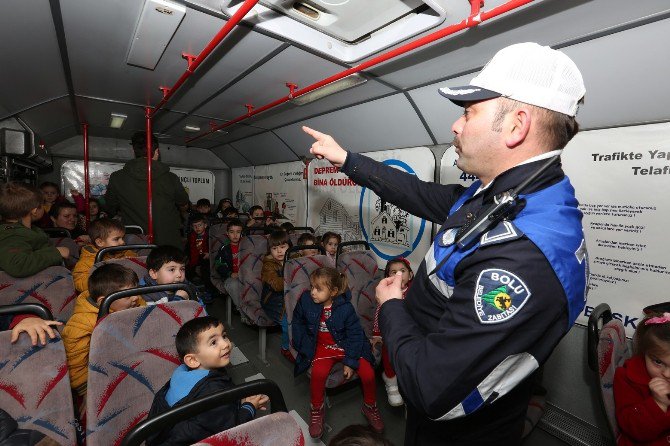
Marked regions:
[127,0,186,70]
[221,0,463,63]
[260,0,424,44]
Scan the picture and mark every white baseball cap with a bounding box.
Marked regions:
[438,42,585,117]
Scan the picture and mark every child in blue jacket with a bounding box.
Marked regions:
[292,267,383,439]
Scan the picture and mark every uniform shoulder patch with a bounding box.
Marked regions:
[474,269,531,324]
[479,220,523,247]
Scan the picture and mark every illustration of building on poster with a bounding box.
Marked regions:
[315,198,361,241]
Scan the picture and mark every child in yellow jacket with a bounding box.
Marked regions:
[72,218,136,293]
[62,263,145,408]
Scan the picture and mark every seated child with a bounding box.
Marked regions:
[186,213,210,285]
[72,218,136,293]
[217,198,233,218]
[195,198,213,217]
[62,264,144,408]
[321,232,341,266]
[292,267,383,438]
[246,205,265,228]
[147,316,268,445]
[0,182,69,277]
[372,257,413,407]
[297,233,320,257]
[215,219,243,307]
[140,246,195,305]
[221,207,238,220]
[614,312,670,445]
[35,181,64,228]
[261,230,291,359]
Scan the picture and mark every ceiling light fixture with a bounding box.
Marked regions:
[109,113,127,129]
[291,74,367,106]
[183,125,201,132]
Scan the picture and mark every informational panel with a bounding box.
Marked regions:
[439,124,670,335]
[308,147,434,270]
[253,162,307,225]
[61,161,215,203]
[563,123,670,334]
[231,166,254,213]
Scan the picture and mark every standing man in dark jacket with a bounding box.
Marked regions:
[304,42,589,446]
[105,131,189,248]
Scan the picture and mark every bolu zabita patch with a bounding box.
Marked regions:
[474,269,531,324]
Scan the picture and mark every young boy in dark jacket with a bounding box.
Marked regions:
[147,316,268,446]
[214,219,244,307]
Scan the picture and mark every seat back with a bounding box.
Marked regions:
[123,234,152,256]
[208,223,230,293]
[337,249,381,339]
[86,300,204,446]
[0,267,77,322]
[237,235,274,326]
[49,237,81,270]
[192,412,304,446]
[90,256,149,281]
[588,303,630,441]
[284,254,330,360]
[0,330,77,445]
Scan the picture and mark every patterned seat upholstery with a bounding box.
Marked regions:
[208,223,230,294]
[191,412,304,446]
[237,236,274,327]
[90,256,148,281]
[0,267,77,322]
[284,255,329,362]
[337,250,381,339]
[597,318,630,441]
[48,237,81,270]
[0,330,77,445]
[86,301,204,446]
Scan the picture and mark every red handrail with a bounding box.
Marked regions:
[145,107,154,243]
[82,123,90,229]
[186,0,535,143]
[150,0,261,116]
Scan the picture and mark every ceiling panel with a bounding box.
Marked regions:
[252,77,396,130]
[275,94,433,157]
[211,144,252,168]
[62,0,280,111]
[369,0,670,89]
[407,17,670,140]
[18,97,74,139]
[230,132,299,165]
[0,0,68,115]
[193,46,350,119]
[43,126,79,149]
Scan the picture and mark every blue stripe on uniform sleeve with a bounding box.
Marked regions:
[461,388,485,415]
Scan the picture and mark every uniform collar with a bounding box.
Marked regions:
[478,151,565,204]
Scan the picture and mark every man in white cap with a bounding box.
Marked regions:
[303,42,588,445]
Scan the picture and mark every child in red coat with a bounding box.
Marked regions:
[614,312,670,445]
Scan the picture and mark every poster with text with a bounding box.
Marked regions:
[253,162,307,225]
[231,167,254,213]
[61,161,215,203]
[307,147,434,270]
[562,123,670,334]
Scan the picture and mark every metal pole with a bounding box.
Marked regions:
[145,107,154,243]
[82,123,90,229]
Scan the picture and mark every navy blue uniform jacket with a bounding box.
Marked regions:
[342,151,584,446]
[292,290,374,377]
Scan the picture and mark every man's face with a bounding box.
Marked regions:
[451,99,502,180]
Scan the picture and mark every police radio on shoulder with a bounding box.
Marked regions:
[455,154,561,250]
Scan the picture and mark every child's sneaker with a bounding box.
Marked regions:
[309,404,325,438]
[382,373,404,407]
[361,403,384,433]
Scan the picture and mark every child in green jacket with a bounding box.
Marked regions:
[0,183,69,277]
